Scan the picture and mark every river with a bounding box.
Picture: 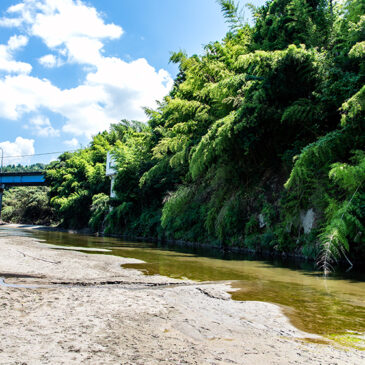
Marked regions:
[1,226,364,347]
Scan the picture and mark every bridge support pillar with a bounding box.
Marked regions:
[0,184,4,222]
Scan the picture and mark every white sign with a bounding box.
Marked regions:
[106,151,117,176]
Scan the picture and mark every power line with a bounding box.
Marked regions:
[1,149,79,159]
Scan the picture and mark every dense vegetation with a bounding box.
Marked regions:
[0,164,56,225]
[2,163,46,173]
[38,0,365,268]
[1,187,56,225]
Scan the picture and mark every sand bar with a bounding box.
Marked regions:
[0,233,364,364]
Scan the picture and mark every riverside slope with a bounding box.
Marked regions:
[0,234,363,364]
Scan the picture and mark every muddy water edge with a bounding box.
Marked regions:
[1,226,364,348]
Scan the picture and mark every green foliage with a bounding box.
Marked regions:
[161,186,196,238]
[89,193,110,232]
[349,41,365,58]
[329,151,365,191]
[103,122,167,237]
[340,86,365,127]
[45,128,114,228]
[217,0,245,32]
[318,151,365,272]
[2,187,56,225]
[252,0,332,50]
[2,163,45,172]
[285,85,364,269]
[45,0,365,271]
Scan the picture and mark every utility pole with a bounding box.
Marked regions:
[0,147,4,223]
[0,146,3,174]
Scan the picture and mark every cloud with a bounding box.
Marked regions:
[7,34,28,49]
[0,74,58,120]
[0,0,173,138]
[38,54,63,68]
[64,138,79,148]
[28,115,60,137]
[1,0,123,47]
[0,35,31,74]
[0,136,35,165]
[65,37,103,65]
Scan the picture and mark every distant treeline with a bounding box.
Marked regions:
[5,0,365,270]
[2,163,46,172]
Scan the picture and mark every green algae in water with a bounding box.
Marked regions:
[328,333,365,350]
[6,227,365,342]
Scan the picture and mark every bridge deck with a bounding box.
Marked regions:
[0,172,46,186]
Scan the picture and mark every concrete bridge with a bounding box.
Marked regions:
[0,172,46,219]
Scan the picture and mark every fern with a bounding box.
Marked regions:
[217,0,245,32]
[318,186,363,274]
[318,151,365,273]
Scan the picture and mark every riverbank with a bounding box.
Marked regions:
[0,223,320,264]
[0,222,93,235]
[0,233,364,364]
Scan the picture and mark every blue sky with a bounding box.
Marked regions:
[0,0,264,166]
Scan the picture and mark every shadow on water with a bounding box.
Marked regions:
[1,227,365,339]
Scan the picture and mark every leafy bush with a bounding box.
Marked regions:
[2,187,56,225]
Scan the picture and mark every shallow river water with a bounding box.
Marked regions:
[1,227,365,345]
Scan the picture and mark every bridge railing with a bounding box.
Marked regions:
[0,171,46,187]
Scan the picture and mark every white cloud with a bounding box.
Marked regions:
[0,136,35,165]
[7,3,25,13]
[38,54,63,68]
[28,115,59,137]
[1,0,123,47]
[0,35,31,74]
[64,138,79,148]
[0,0,173,138]
[34,1,122,47]
[7,34,28,50]
[85,56,173,121]
[65,37,103,65]
[0,74,59,120]
[0,73,110,137]
[0,4,23,27]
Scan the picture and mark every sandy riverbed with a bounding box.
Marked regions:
[0,234,364,364]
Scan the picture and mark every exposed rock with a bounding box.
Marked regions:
[258,214,266,228]
[300,208,315,234]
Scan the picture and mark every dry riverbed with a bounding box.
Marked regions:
[0,234,364,364]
